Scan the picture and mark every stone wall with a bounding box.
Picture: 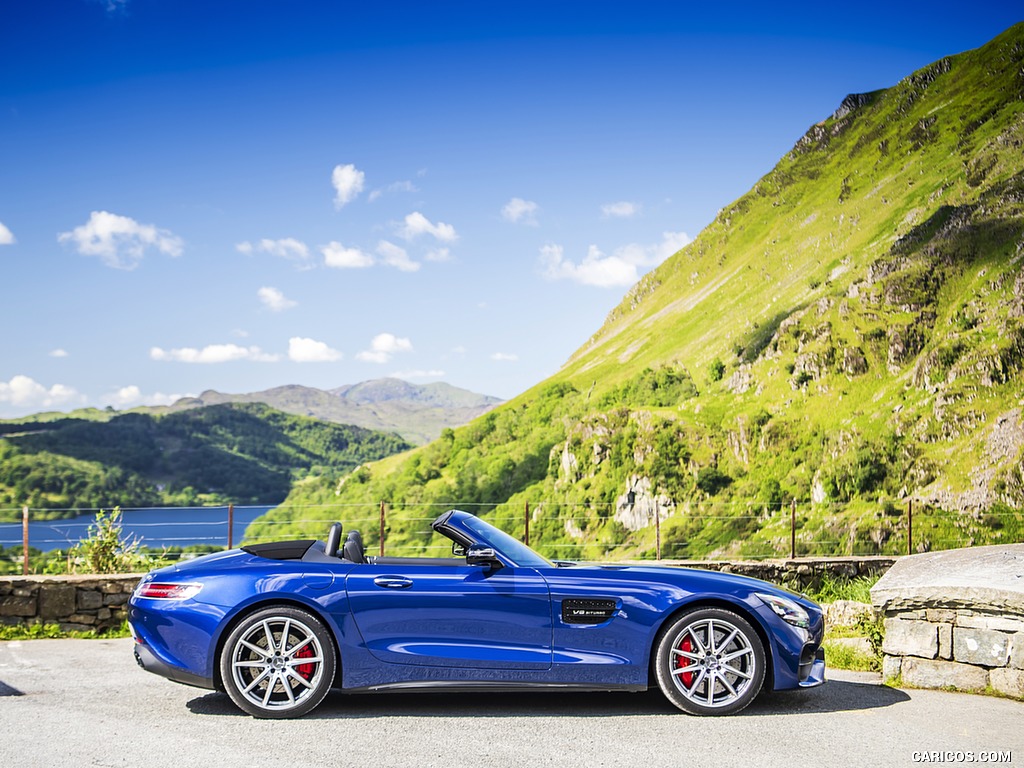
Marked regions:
[660,556,895,592]
[872,544,1024,700]
[0,574,141,633]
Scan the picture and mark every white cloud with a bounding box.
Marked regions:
[49,349,69,358]
[540,243,636,288]
[99,0,130,14]
[0,221,15,245]
[502,198,539,225]
[332,163,365,209]
[368,180,417,202]
[491,352,518,362]
[540,231,691,288]
[101,385,191,409]
[322,241,374,269]
[399,211,458,243]
[236,238,310,266]
[150,344,280,363]
[425,247,451,263]
[601,201,641,218]
[288,337,342,363]
[357,332,413,364]
[0,375,84,413]
[257,286,297,312]
[613,230,692,267]
[58,211,183,270]
[377,240,419,272]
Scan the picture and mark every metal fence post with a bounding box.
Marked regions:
[22,506,29,575]
[907,499,913,556]
[227,503,234,550]
[524,501,530,546]
[790,499,797,560]
[655,503,662,561]
[379,500,386,557]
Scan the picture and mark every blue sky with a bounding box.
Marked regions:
[1,1,1021,417]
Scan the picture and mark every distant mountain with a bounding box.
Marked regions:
[167,379,502,445]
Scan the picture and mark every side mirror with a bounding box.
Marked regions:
[466,544,502,570]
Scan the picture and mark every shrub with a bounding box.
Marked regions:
[708,358,726,382]
[67,507,149,574]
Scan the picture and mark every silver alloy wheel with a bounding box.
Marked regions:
[668,616,756,708]
[654,607,765,715]
[228,614,327,713]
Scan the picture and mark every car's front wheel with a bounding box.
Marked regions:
[654,607,765,715]
[220,605,336,718]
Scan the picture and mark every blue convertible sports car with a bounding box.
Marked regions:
[129,510,825,718]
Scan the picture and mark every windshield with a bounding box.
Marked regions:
[461,515,552,569]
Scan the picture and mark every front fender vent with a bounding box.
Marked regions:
[562,598,617,624]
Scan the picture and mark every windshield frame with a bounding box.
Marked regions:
[434,510,553,569]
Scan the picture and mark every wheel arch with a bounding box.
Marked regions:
[211,597,344,691]
[646,597,775,691]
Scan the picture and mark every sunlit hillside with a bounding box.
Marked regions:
[250,23,1024,559]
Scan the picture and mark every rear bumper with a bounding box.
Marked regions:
[133,639,214,690]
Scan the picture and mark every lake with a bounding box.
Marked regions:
[0,506,275,553]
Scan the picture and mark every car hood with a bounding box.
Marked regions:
[554,562,821,611]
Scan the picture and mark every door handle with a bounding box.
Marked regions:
[373,576,413,589]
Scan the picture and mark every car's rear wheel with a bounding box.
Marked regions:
[654,607,765,715]
[220,605,335,719]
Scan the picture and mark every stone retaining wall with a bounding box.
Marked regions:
[662,556,895,592]
[0,574,141,633]
[0,556,895,633]
[871,544,1024,700]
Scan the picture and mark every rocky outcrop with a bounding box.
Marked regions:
[615,475,674,532]
[832,92,875,121]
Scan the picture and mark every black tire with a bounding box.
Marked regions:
[654,607,766,716]
[219,605,336,719]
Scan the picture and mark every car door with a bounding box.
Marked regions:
[345,562,552,670]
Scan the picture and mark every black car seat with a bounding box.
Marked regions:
[343,530,365,563]
[325,522,343,558]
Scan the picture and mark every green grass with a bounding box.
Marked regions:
[806,574,879,604]
[822,639,880,672]
[0,620,130,641]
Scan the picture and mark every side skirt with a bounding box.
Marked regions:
[342,681,648,694]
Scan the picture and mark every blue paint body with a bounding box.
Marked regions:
[129,510,825,699]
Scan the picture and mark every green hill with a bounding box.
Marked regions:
[249,24,1024,558]
[0,403,411,519]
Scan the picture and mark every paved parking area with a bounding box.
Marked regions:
[1,638,1022,767]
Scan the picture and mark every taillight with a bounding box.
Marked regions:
[135,582,203,600]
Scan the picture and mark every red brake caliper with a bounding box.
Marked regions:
[295,644,315,680]
[675,636,694,687]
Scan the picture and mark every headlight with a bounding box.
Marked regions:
[755,592,810,628]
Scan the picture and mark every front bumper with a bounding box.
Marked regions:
[798,646,826,688]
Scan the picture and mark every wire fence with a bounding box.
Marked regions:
[2,497,1022,575]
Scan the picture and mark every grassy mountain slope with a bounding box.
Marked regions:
[164,378,502,445]
[250,25,1024,558]
[0,403,411,519]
